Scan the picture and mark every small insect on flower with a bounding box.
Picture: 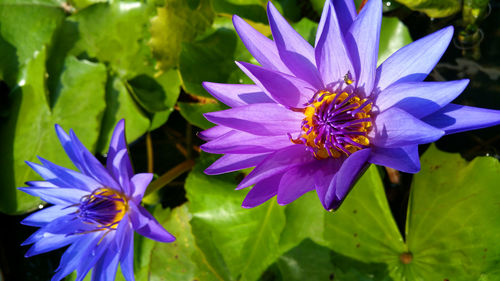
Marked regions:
[20,120,175,281]
[199,0,500,210]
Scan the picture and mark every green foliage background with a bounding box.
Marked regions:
[0,0,499,280]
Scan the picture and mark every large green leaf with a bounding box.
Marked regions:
[394,0,461,18]
[0,0,64,86]
[186,153,287,281]
[149,0,214,70]
[96,75,151,154]
[320,166,406,265]
[378,17,412,65]
[277,239,392,281]
[67,2,154,79]
[394,145,500,280]
[0,50,107,214]
[179,28,239,98]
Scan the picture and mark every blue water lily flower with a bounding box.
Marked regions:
[200,0,500,210]
[20,120,175,281]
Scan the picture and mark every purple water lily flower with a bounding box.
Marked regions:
[200,0,500,210]
[20,120,175,281]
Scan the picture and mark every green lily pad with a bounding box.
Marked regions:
[185,153,287,281]
[394,145,500,280]
[149,0,214,70]
[0,51,107,214]
[394,0,461,18]
[378,17,412,65]
[0,0,64,86]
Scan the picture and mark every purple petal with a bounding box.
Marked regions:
[236,61,315,108]
[422,104,500,135]
[316,0,356,45]
[242,173,282,208]
[130,204,175,243]
[106,120,133,181]
[203,82,274,107]
[201,130,293,154]
[74,234,110,281]
[22,205,76,227]
[232,15,291,74]
[370,107,444,147]
[205,153,269,175]
[375,79,469,118]
[314,158,343,210]
[110,149,132,195]
[345,0,382,96]
[198,125,233,141]
[276,162,318,205]
[315,0,354,88]
[267,2,323,89]
[204,103,302,136]
[28,158,100,192]
[238,145,315,189]
[375,26,454,91]
[368,145,420,173]
[326,149,371,210]
[131,173,153,203]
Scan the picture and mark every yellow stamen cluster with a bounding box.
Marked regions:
[291,90,372,159]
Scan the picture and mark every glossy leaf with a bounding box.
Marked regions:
[394,0,461,18]
[394,145,500,280]
[0,51,106,214]
[185,153,287,281]
[0,0,64,86]
[149,0,214,70]
[378,17,412,65]
[178,102,228,130]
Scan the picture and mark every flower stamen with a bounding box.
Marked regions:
[76,188,128,230]
[290,90,372,159]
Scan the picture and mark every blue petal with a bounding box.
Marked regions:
[22,205,76,227]
[232,15,291,75]
[36,156,102,191]
[242,173,282,208]
[267,2,323,89]
[375,26,454,91]
[51,232,101,281]
[69,130,121,191]
[106,120,134,182]
[422,104,500,135]
[368,145,420,173]
[345,0,382,96]
[375,79,469,118]
[119,219,135,281]
[314,0,354,88]
[25,233,78,257]
[130,204,175,243]
[316,0,356,45]
[74,233,111,281]
[131,173,153,204]
[19,185,87,205]
[110,149,132,195]
[370,107,444,147]
[204,153,269,175]
[314,158,342,210]
[236,61,315,108]
[202,82,274,107]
